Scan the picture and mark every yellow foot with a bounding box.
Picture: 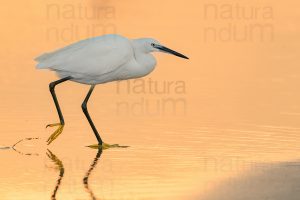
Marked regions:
[87,143,129,150]
[46,123,64,145]
[46,123,61,128]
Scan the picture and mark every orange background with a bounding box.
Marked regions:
[0,0,300,199]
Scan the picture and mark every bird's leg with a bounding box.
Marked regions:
[46,76,72,145]
[82,85,103,144]
[82,86,127,150]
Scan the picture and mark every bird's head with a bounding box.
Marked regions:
[134,38,189,59]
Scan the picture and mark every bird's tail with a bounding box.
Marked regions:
[34,53,51,69]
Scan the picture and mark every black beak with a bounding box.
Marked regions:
[155,45,189,59]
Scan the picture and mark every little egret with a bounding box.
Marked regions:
[35,34,189,148]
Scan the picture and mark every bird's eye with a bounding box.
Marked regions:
[151,43,155,47]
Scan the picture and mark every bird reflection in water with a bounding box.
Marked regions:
[45,146,128,200]
[83,145,129,199]
[46,149,64,200]
[83,149,102,200]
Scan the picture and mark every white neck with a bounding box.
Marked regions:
[131,40,157,72]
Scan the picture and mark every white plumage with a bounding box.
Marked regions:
[36,35,152,84]
[35,34,188,146]
[36,34,188,85]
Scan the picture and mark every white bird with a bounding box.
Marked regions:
[35,34,188,149]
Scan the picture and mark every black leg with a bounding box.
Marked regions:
[82,85,103,144]
[49,76,72,125]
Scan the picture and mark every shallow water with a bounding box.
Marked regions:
[1,117,300,200]
[1,0,300,199]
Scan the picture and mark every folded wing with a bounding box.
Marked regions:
[35,34,133,76]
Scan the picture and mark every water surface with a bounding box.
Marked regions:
[1,0,300,199]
